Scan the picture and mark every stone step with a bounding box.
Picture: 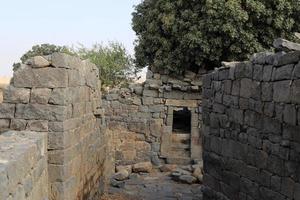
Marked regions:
[166,157,192,165]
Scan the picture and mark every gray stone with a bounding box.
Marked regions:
[295,62,300,78]
[253,65,263,81]
[178,175,197,184]
[30,88,52,104]
[273,64,294,80]
[240,79,252,98]
[143,89,158,97]
[163,91,184,99]
[273,51,300,66]
[0,119,10,129]
[273,80,291,103]
[15,104,67,121]
[280,177,295,199]
[10,119,27,130]
[262,83,273,101]
[231,80,240,96]
[273,38,300,51]
[294,183,300,199]
[0,103,15,118]
[30,56,50,68]
[14,66,68,88]
[234,62,253,78]
[251,52,274,64]
[3,86,30,103]
[291,79,300,104]
[26,120,48,132]
[283,104,297,125]
[263,65,273,82]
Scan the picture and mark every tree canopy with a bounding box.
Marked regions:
[132,0,300,74]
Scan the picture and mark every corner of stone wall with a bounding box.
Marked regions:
[0,53,108,200]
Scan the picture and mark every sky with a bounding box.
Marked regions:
[0,0,142,77]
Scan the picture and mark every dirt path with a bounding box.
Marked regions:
[101,172,203,200]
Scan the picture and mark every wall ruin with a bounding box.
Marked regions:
[0,54,110,200]
[202,41,300,200]
[103,67,204,167]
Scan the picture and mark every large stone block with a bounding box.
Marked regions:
[273,51,300,66]
[273,80,291,103]
[263,65,273,82]
[3,86,30,103]
[234,62,253,78]
[15,104,67,121]
[240,79,252,98]
[30,88,52,104]
[291,79,300,104]
[273,64,294,80]
[14,66,68,88]
[0,103,15,119]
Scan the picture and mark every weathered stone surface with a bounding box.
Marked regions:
[165,99,198,107]
[3,86,30,103]
[112,170,129,181]
[26,120,48,132]
[159,164,177,172]
[273,51,300,66]
[0,103,15,118]
[178,175,197,184]
[240,79,252,98]
[273,80,291,103]
[291,79,300,104]
[14,66,68,88]
[30,56,50,68]
[273,64,294,80]
[116,165,132,174]
[10,119,27,130]
[273,38,300,52]
[15,104,67,121]
[133,162,152,173]
[30,88,52,104]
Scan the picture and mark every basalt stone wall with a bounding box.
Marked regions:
[0,131,48,200]
[103,68,204,167]
[202,43,300,199]
[0,53,108,200]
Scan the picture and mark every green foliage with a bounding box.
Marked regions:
[14,42,137,89]
[72,42,138,89]
[13,44,71,71]
[132,0,300,74]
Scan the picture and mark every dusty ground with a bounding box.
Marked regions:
[102,172,203,200]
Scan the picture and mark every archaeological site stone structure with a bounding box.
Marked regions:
[0,54,110,200]
[202,40,300,200]
[103,67,204,167]
[0,39,299,200]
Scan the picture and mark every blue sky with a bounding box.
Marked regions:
[0,0,142,76]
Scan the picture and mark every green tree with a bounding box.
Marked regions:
[72,42,138,89]
[132,0,300,74]
[13,44,71,71]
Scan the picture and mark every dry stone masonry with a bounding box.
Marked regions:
[0,53,110,200]
[103,67,204,168]
[0,131,48,200]
[202,39,300,200]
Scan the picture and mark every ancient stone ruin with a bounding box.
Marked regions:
[0,38,299,200]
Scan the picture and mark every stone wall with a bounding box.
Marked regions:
[202,40,300,200]
[103,68,204,167]
[0,54,109,200]
[0,131,48,200]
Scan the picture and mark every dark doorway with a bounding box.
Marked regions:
[172,108,191,133]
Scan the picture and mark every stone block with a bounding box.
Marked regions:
[165,99,198,108]
[273,38,300,51]
[262,65,273,82]
[149,119,163,137]
[132,162,152,173]
[0,103,15,118]
[291,79,300,104]
[14,66,68,88]
[231,80,240,96]
[283,104,297,125]
[0,119,10,129]
[10,119,27,130]
[30,56,50,68]
[262,83,273,101]
[30,88,52,104]
[143,89,158,97]
[142,97,153,105]
[253,64,263,81]
[295,62,300,78]
[273,64,294,80]
[15,104,67,121]
[281,177,295,199]
[26,120,48,132]
[234,62,253,78]
[183,92,202,100]
[3,86,30,103]
[240,79,252,98]
[273,51,300,66]
[163,91,184,99]
[273,80,291,103]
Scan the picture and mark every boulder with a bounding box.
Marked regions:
[133,162,152,173]
[273,38,300,52]
[116,165,132,174]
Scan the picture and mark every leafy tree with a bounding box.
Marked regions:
[13,44,71,71]
[72,42,138,89]
[132,0,300,74]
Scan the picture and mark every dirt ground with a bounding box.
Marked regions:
[101,172,203,200]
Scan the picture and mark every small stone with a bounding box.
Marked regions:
[112,170,129,181]
[178,175,197,184]
[110,179,125,188]
[159,164,177,172]
[132,162,152,173]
